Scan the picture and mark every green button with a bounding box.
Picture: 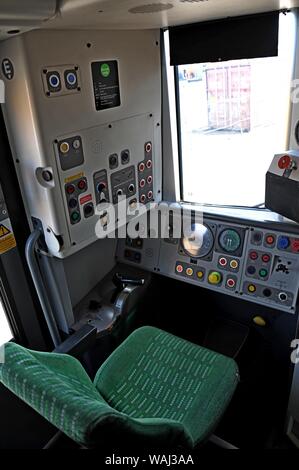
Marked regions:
[259,269,268,278]
[71,211,80,222]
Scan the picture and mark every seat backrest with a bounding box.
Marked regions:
[0,342,116,447]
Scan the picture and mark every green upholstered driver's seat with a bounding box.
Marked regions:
[0,326,239,448]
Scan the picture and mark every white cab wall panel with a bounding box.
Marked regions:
[0,29,162,258]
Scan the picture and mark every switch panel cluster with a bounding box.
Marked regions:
[65,177,91,225]
[110,166,137,204]
[138,142,154,204]
[57,135,84,172]
[42,64,81,97]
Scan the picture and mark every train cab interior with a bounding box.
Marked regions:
[2,0,299,454]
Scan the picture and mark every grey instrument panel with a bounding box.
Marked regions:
[116,217,299,313]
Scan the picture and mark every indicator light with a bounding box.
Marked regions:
[78,179,87,191]
[252,232,263,244]
[250,251,258,261]
[259,269,268,278]
[248,284,256,293]
[278,155,292,170]
[66,184,75,195]
[71,211,80,223]
[49,73,60,88]
[208,271,222,285]
[68,198,78,209]
[247,266,256,275]
[230,260,239,270]
[66,72,77,86]
[266,235,275,245]
[60,142,70,154]
[176,265,183,274]
[227,278,236,288]
[145,142,152,153]
[262,254,271,263]
[277,236,290,250]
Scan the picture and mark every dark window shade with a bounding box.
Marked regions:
[169,11,280,66]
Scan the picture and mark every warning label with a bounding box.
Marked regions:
[0,224,10,237]
[0,220,16,255]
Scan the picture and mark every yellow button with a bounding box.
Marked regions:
[186,268,194,276]
[248,284,256,293]
[208,271,222,285]
[197,270,204,279]
[230,259,239,269]
[253,316,266,327]
[60,142,70,154]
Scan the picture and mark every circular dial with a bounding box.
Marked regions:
[182,223,214,258]
[219,229,241,253]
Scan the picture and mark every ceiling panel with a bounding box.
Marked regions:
[44,0,299,30]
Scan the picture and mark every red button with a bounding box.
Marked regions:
[176,264,183,274]
[250,251,258,261]
[266,235,275,245]
[278,155,292,170]
[78,179,87,191]
[262,254,271,263]
[227,278,236,288]
[66,184,75,194]
[219,257,227,267]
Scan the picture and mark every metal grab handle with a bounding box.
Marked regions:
[25,230,61,347]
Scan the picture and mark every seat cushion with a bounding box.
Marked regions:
[95,326,239,447]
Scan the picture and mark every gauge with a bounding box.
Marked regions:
[182,223,214,258]
[219,229,241,253]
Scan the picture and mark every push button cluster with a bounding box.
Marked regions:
[138,141,154,204]
[65,177,91,225]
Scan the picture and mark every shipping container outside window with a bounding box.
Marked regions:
[177,13,296,208]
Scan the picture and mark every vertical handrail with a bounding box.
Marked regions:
[25,230,61,347]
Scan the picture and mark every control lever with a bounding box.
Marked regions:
[113,273,145,290]
[112,273,145,319]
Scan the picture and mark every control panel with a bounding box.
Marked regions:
[117,214,299,313]
[54,114,159,249]
[266,151,299,223]
[0,29,162,258]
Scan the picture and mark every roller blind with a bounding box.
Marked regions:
[169,11,280,66]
